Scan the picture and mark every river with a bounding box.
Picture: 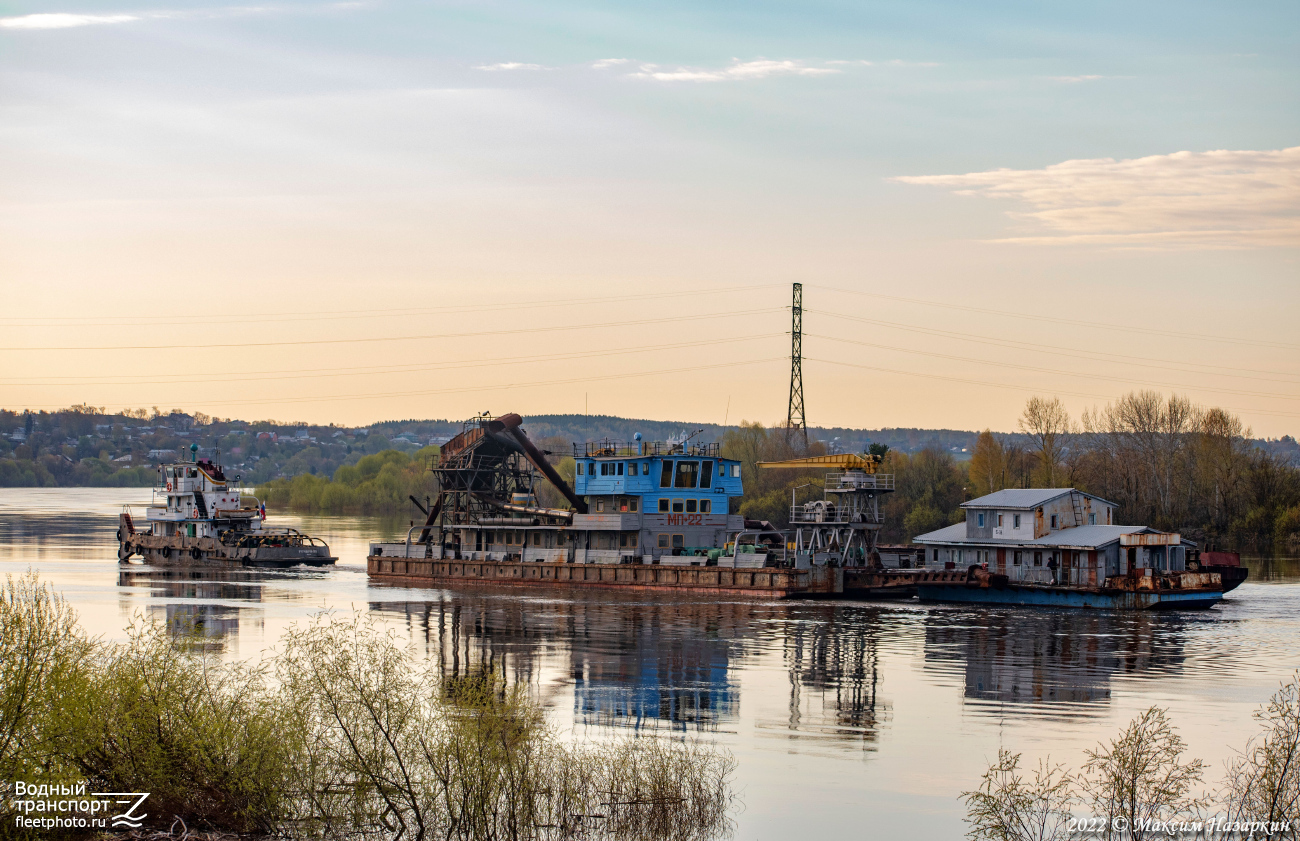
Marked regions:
[3,487,1298,840]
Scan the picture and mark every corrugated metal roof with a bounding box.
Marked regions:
[911,522,1190,550]
[959,488,1116,510]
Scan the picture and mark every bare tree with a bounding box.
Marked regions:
[1079,707,1204,841]
[1019,397,1072,487]
[962,749,1076,841]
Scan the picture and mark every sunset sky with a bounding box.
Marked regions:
[1,0,1296,435]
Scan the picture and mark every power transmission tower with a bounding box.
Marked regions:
[787,283,807,446]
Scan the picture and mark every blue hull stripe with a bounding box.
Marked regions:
[916,584,1222,610]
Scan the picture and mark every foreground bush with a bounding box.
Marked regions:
[0,575,736,840]
[963,678,1300,841]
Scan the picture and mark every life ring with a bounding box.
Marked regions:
[161,546,172,558]
[166,482,172,491]
[190,547,202,560]
[116,528,122,541]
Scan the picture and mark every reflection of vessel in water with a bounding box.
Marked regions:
[775,608,890,746]
[368,413,841,596]
[371,596,742,731]
[924,609,1186,713]
[913,489,1225,610]
[117,566,272,648]
[369,594,893,744]
[117,445,335,568]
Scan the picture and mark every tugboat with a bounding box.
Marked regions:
[117,444,335,568]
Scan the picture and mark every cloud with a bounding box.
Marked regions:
[0,13,140,29]
[473,62,545,72]
[894,147,1300,248]
[1050,74,1105,83]
[590,58,630,69]
[631,59,840,82]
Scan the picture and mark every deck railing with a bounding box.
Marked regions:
[574,440,721,458]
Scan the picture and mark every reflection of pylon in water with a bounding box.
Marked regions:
[787,283,807,447]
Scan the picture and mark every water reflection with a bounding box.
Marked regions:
[924,609,1188,716]
[117,565,273,650]
[765,607,890,748]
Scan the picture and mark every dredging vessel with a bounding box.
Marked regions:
[117,444,336,568]
[367,413,900,598]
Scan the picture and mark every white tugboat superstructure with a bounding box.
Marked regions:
[118,444,335,568]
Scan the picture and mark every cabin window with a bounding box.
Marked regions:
[672,499,684,513]
[660,461,673,487]
[576,463,584,475]
[642,463,650,475]
[620,533,629,548]
[556,532,566,546]
[674,461,699,488]
[977,513,985,528]
[686,499,697,513]
[596,499,605,512]
[700,461,713,488]
[700,499,711,514]
[1033,551,1042,566]
[672,534,684,549]
[1013,551,1022,566]
[658,499,669,513]
[1089,513,1096,525]
[730,464,740,478]
[658,534,670,548]
[629,533,638,547]
[533,532,542,546]
[1013,514,1021,529]
[619,498,628,512]
[1050,514,1058,529]
[617,462,624,476]
[997,514,1003,527]
[629,499,638,512]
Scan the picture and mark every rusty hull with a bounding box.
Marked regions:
[367,555,841,598]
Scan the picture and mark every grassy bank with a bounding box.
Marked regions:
[258,447,439,515]
[0,574,736,839]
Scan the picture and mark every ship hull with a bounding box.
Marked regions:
[916,582,1222,610]
[121,534,335,568]
[367,555,840,598]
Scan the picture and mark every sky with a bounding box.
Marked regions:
[0,0,1297,435]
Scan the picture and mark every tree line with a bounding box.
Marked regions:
[722,392,1300,551]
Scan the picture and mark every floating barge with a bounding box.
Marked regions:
[912,489,1226,610]
[367,414,897,598]
[118,445,336,568]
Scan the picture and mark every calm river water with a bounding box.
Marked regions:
[4,487,1299,840]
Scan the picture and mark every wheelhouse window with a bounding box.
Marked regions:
[626,462,635,475]
[674,460,699,488]
[642,463,650,475]
[700,499,711,513]
[577,463,584,475]
[660,461,673,488]
[730,464,740,478]
[700,461,713,488]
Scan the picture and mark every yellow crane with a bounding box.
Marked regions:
[756,453,882,474]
